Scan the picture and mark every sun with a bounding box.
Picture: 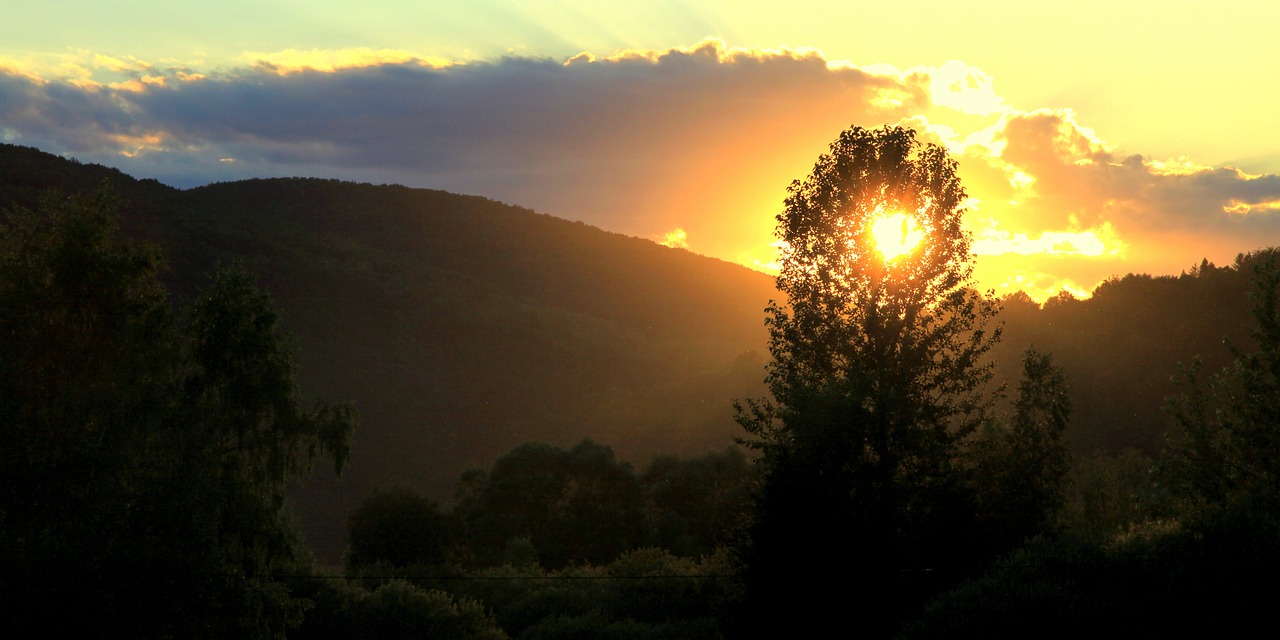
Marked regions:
[869,212,925,261]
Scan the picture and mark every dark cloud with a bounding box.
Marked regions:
[4,43,1280,296]
[2,41,922,254]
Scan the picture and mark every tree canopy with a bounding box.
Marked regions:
[0,188,354,637]
[1166,249,1280,514]
[735,125,1004,635]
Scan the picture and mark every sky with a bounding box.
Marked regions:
[3,1,1279,300]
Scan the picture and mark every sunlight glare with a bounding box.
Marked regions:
[870,212,925,261]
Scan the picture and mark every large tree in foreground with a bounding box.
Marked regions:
[735,125,1001,635]
[0,189,354,637]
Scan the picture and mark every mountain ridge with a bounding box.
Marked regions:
[4,143,1273,565]
[0,143,776,562]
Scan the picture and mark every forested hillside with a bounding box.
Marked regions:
[993,262,1258,455]
[7,140,1280,636]
[0,142,1266,563]
[0,143,775,560]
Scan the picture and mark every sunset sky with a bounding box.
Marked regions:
[3,1,1279,299]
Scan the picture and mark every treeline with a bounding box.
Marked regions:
[0,142,777,561]
[318,251,1280,638]
[996,256,1260,455]
[346,441,750,571]
[313,441,750,638]
[0,187,750,637]
[4,141,1270,566]
[901,251,1280,637]
[8,142,1280,637]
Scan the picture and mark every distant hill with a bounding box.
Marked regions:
[3,143,1271,563]
[991,261,1262,456]
[0,144,776,562]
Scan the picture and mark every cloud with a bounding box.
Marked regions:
[1,39,928,259]
[2,40,1279,300]
[239,48,453,74]
[983,111,1280,258]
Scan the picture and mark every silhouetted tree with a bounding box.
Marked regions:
[454,439,648,568]
[903,264,1280,636]
[294,580,508,640]
[641,447,752,557]
[735,125,1000,636]
[0,189,354,637]
[1166,249,1280,514]
[970,347,1072,551]
[347,486,449,570]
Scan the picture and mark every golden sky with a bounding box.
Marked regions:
[3,1,1278,300]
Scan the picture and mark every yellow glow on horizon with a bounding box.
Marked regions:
[659,227,689,249]
[988,271,1094,303]
[870,212,925,261]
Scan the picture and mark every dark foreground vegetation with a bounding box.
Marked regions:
[0,189,355,635]
[4,135,1280,637]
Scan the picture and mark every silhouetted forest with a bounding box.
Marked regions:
[0,143,776,562]
[5,141,1280,637]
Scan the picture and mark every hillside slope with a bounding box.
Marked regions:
[0,144,776,561]
[4,143,1271,563]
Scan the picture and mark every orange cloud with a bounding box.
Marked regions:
[3,42,1279,303]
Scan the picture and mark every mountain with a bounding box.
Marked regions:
[0,144,775,562]
[3,143,1270,563]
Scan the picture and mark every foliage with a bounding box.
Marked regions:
[440,547,735,639]
[994,254,1258,456]
[904,253,1280,637]
[640,447,752,557]
[1164,250,1280,514]
[454,440,650,569]
[734,125,1001,634]
[740,125,998,453]
[294,579,508,640]
[448,441,752,570]
[902,512,1280,639]
[1060,449,1169,541]
[347,485,450,570]
[0,188,354,636]
[969,348,1072,551]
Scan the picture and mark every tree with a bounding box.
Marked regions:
[970,347,1072,551]
[641,447,752,557]
[347,486,449,570]
[1166,249,1280,514]
[734,125,1000,635]
[454,440,649,568]
[294,580,508,640]
[0,188,354,636]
